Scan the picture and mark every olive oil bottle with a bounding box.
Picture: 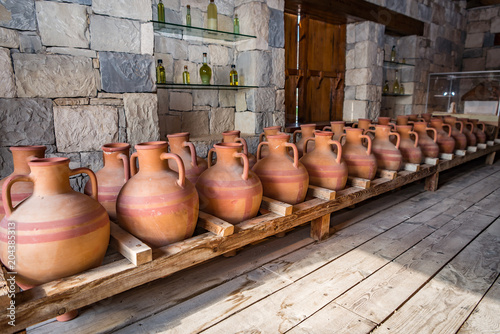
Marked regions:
[158,0,165,22]
[229,65,238,86]
[183,65,190,84]
[200,53,212,84]
[207,0,218,30]
[156,59,166,84]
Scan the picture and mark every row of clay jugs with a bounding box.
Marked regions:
[366,125,402,171]
[469,118,487,143]
[116,141,199,248]
[258,125,282,159]
[396,115,409,125]
[413,122,439,158]
[396,125,422,164]
[429,118,455,154]
[293,123,316,157]
[222,130,257,168]
[323,121,345,142]
[339,128,377,180]
[0,145,46,221]
[167,132,208,184]
[443,116,467,150]
[196,143,263,223]
[300,131,348,191]
[419,113,433,122]
[253,134,309,204]
[460,118,477,146]
[352,118,374,133]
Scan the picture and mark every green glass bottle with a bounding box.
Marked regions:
[230,65,238,86]
[390,45,396,62]
[156,59,166,84]
[186,5,191,26]
[183,65,190,84]
[383,80,389,94]
[233,14,240,34]
[399,83,405,95]
[392,70,400,94]
[207,0,218,30]
[158,0,165,22]
[200,53,212,85]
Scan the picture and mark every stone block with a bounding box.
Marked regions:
[0,0,36,31]
[467,20,490,34]
[464,32,484,49]
[165,9,182,25]
[180,6,202,26]
[155,35,188,60]
[236,91,246,112]
[492,16,500,33]
[356,85,378,101]
[157,89,169,115]
[386,0,405,13]
[345,68,372,86]
[99,52,155,93]
[346,49,355,70]
[246,88,275,113]
[275,89,285,112]
[208,44,232,66]
[355,40,377,68]
[486,48,500,69]
[47,47,96,58]
[418,3,431,22]
[355,21,377,43]
[188,45,210,63]
[235,2,269,51]
[236,51,271,86]
[181,111,209,136]
[169,91,193,111]
[219,90,235,107]
[154,0,180,12]
[13,53,97,98]
[124,93,159,146]
[159,114,181,138]
[90,15,140,53]
[344,86,356,100]
[0,147,13,178]
[269,8,284,48]
[51,0,92,5]
[272,48,285,88]
[193,90,218,107]
[18,31,42,53]
[0,27,18,48]
[53,98,90,106]
[483,32,495,48]
[93,0,152,21]
[80,151,103,172]
[273,111,285,127]
[155,53,174,83]
[141,22,154,55]
[235,111,261,134]
[0,48,15,98]
[463,57,485,71]
[217,14,234,33]
[213,65,231,85]
[431,5,445,24]
[210,107,235,134]
[463,48,483,59]
[343,100,368,121]
[267,0,284,10]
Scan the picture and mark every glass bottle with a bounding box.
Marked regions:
[200,53,212,84]
[207,0,218,30]
[229,64,238,86]
[390,45,396,62]
[233,14,240,34]
[393,70,400,94]
[186,5,191,26]
[183,65,190,84]
[383,80,389,94]
[156,59,166,84]
[399,83,405,95]
[158,0,165,22]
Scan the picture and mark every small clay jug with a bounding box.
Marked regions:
[252,134,309,204]
[84,143,130,221]
[408,114,419,122]
[222,130,257,169]
[0,157,110,287]
[460,118,477,147]
[429,118,455,154]
[396,115,409,125]
[443,116,467,150]
[419,113,432,122]
[413,122,439,158]
[258,125,282,159]
[196,143,263,224]
[396,125,422,164]
[339,128,377,180]
[299,131,348,191]
[323,121,345,142]
[167,132,208,184]
[469,119,487,144]
[0,145,46,221]
[377,117,396,129]
[352,118,374,133]
[116,141,199,248]
[293,124,317,157]
[366,125,402,171]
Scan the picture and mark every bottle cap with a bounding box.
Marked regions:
[187,5,190,8]
[158,59,163,64]
[203,53,207,56]
[184,65,188,70]
[210,0,214,2]
[231,64,235,68]
[235,14,238,18]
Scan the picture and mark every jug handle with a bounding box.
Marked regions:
[207,148,216,168]
[130,152,139,177]
[328,140,343,164]
[292,130,301,144]
[365,129,375,137]
[426,127,438,143]
[256,142,268,160]
[360,135,372,155]
[338,133,346,144]
[303,137,315,155]
[466,121,474,132]
[323,126,332,131]
[456,120,464,133]
[258,132,266,143]
[389,122,397,131]
[233,152,249,181]
[409,131,419,148]
[390,132,401,149]
[2,174,32,217]
[235,137,249,155]
[117,153,130,181]
[160,153,185,188]
[70,168,98,201]
[183,141,199,168]
[442,124,452,137]
[285,143,299,168]
[478,122,486,132]
[352,122,358,128]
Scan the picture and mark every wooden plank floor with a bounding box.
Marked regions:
[29,158,500,334]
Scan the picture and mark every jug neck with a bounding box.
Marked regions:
[102,143,130,168]
[135,142,170,172]
[11,146,46,174]
[29,158,73,196]
[222,130,240,143]
[214,143,242,166]
[267,135,290,155]
[167,133,190,155]
[345,128,364,143]
[314,132,334,149]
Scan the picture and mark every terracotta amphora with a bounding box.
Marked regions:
[377,117,396,130]
[396,125,422,164]
[84,143,130,221]
[252,134,309,205]
[258,126,282,159]
[366,125,402,171]
[413,122,439,158]
[116,141,199,248]
[293,124,317,157]
[339,128,377,180]
[167,132,208,184]
[429,118,455,154]
[352,118,374,133]
[0,157,110,287]
[469,119,487,144]
[396,115,409,125]
[443,116,467,150]
[222,130,257,169]
[299,131,348,191]
[419,113,432,122]
[460,118,477,147]
[0,145,46,221]
[323,121,345,142]
[196,143,262,224]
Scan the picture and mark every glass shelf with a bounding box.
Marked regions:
[152,21,256,42]
[157,83,258,90]
[383,60,415,69]
[382,93,412,97]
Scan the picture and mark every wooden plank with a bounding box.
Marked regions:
[348,176,371,189]
[439,153,454,160]
[260,196,293,216]
[424,157,439,165]
[486,151,496,165]
[109,222,152,266]
[425,172,439,192]
[310,214,330,241]
[402,162,420,172]
[455,149,467,156]
[307,185,336,200]
[467,146,478,153]
[197,211,234,237]
[377,169,397,180]
[477,143,487,149]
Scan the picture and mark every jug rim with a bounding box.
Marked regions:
[263,125,282,130]
[28,157,69,166]
[135,141,168,150]
[10,145,46,152]
[167,132,190,139]
[214,142,243,149]
[102,142,130,152]
[222,130,241,136]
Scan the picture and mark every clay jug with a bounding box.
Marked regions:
[299,131,348,191]
[429,118,455,154]
[0,157,110,287]
[222,130,257,169]
[419,113,432,122]
[258,126,282,159]
[366,125,402,171]
[0,145,46,221]
[293,124,317,157]
[196,143,262,224]
[408,114,419,122]
[167,132,208,184]
[413,122,439,158]
[460,118,477,147]
[469,119,487,144]
[396,125,422,164]
[396,115,409,125]
[443,116,467,150]
[84,143,130,221]
[323,121,345,142]
[116,141,199,248]
[377,117,396,129]
[252,134,309,205]
[352,118,374,133]
[339,128,377,180]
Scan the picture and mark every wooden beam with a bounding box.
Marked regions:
[485,152,496,165]
[197,212,235,237]
[261,197,294,216]
[377,169,398,180]
[402,163,421,172]
[348,177,371,189]
[425,172,439,192]
[310,214,331,241]
[109,222,152,266]
[307,185,337,200]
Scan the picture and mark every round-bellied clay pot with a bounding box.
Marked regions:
[84,143,130,221]
[222,130,257,169]
[167,132,208,184]
[469,118,487,144]
[323,121,345,142]
[339,128,377,180]
[443,116,467,150]
[429,118,455,154]
[396,115,409,125]
[196,143,262,224]
[460,118,477,147]
[396,125,422,164]
[413,122,439,158]
[293,124,317,157]
[116,141,199,248]
[0,157,110,287]
[299,131,348,191]
[252,134,309,205]
[258,126,282,159]
[366,125,402,171]
[0,146,46,221]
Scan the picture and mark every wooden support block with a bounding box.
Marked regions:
[377,169,397,180]
[485,152,496,165]
[348,176,371,189]
[261,196,293,216]
[467,146,478,153]
[495,138,500,144]
[110,222,152,266]
[198,211,235,237]
[477,143,487,149]
[402,162,421,172]
[454,149,467,156]
[310,214,331,241]
[425,172,439,192]
[307,185,336,200]
[487,141,495,146]
[439,153,454,160]
[424,157,439,165]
